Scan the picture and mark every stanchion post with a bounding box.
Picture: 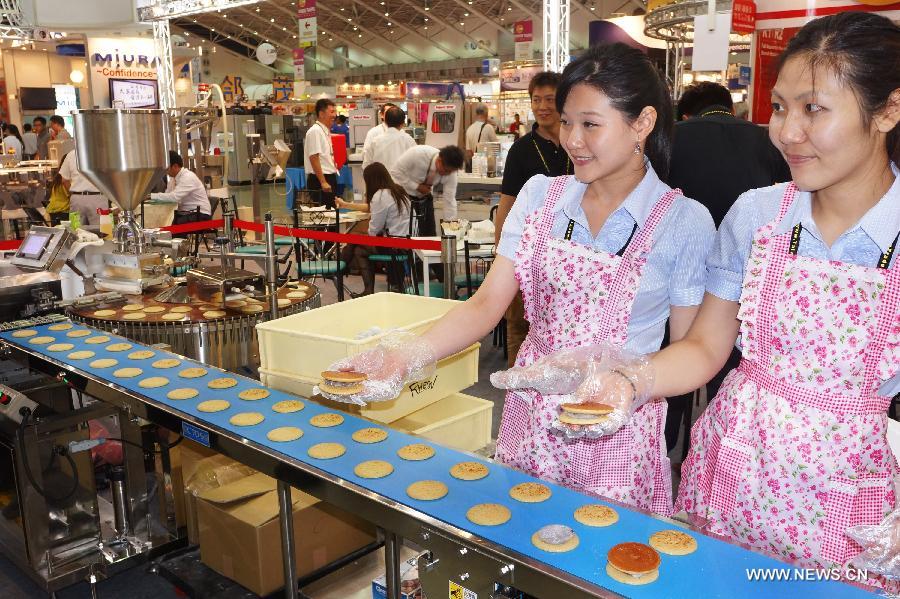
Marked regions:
[223,209,235,254]
[276,480,298,599]
[264,213,279,319]
[441,234,457,300]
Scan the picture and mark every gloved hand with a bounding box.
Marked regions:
[490,343,619,395]
[149,193,176,204]
[314,332,437,405]
[555,355,655,439]
[848,476,900,580]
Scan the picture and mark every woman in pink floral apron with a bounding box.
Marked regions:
[327,44,715,513]
[543,13,900,590]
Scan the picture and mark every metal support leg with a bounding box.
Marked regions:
[441,235,457,300]
[383,530,401,599]
[277,481,298,599]
[264,214,279,317]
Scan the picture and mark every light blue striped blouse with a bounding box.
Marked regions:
[706,163,900,395]
[497,166,716,355]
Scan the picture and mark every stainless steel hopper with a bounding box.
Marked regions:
[72,109,168,253]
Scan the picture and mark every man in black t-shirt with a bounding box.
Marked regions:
[496,71,571,366]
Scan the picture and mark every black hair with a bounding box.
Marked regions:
[336,114,347,124]
[777,12,900,165]
[528,71,561,96]
[32,116,46,126]
[385,106,405,128]
[557,43,674,180]
[314,98,335,116]
[363,162,409,213]
[49,115,65,127]
[5,124,22,146]
[23,123,31,132]
[438,145,465,170]
[168,150,183,167]
[676,82,733,120]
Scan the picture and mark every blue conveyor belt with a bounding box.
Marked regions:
[1,323,876,598]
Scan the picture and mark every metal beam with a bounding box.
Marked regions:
[266,2,392,67]
[192,13,334,70]
[316,2,424,63]
[154,20,176,111]
[172,24,291,73]
[393,0,481,45]
[445,0,509,36]
[544,0,570,71]
[349,0,462,60]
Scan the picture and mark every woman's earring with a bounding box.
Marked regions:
[634,142,642,155]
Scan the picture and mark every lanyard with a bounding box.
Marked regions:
[564,219,637,257]
[316,122,334,156]
[789,223,900,269]
[532,136,570,175]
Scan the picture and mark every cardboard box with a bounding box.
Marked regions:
[197,472,376,596]
[372,557,423,599]
[183,452,255,545]
[170,439,219,532]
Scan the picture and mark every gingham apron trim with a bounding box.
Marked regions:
[752,183,898,412]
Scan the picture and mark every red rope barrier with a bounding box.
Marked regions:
[0,239,21,251]
[159,219,224,234]
[232,219,443,252]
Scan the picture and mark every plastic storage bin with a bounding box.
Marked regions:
[259,343,479,423]
[256,292,465,380]
[392,392,493,453]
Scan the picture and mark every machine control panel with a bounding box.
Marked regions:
[0,383,36,424]
[10,226,73,272]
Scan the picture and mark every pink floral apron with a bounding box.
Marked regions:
[677,183,900,589]
[495,175,679,514]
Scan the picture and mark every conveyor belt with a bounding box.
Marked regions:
[0,322,873,598]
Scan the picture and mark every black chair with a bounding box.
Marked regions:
[292,205,347,301]
[460,240,491,299]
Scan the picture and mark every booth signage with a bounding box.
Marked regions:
[90,49,159,79]
[514,19,533,61]
[293,48,305,81]
[751,27,799,123]
[273,75,293,101]
[500,65,543,92]
[731,0,757,34]
[755,0,900,28]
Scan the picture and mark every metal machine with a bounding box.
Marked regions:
[348,107,378,151]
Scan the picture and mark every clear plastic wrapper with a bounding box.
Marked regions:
[847,476,900,581]
[490,343,654,441]
[537,524,576,544]
[314,331,437,405]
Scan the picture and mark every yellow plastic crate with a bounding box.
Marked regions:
[392,392,493,453]
[258,343,479,423]
[256,292,464,380]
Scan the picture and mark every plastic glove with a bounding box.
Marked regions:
[314,331,437,405]
[490,343,620,395]
[847,476,900,580]
[552,351,655,441]
[149,193,177,204]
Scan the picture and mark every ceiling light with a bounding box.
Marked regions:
[255,6,259,11]
[464,12,469,16]
[423,26,428,30]
[387,22,392,26]
[459,22,464,26]
[270,17,274,22]
[358,34,362,38]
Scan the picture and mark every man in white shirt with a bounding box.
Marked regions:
[390,145,464,236]
[361,102,397,156]
[150,151,211,226]
[362,107,415,171]
[303,98,338,208]
[59,148,107,225]
[22,123,37,159]
[464,104,498,162]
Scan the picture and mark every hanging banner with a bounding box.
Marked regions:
[514,20,533,61]
[500,65,544,92]
[731,0,757,34]
[293,48,305,81]
[297,0,317,47]
[220,75,244,104]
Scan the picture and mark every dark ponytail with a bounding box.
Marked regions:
[556,43,674,180]
[777,12,900,165]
